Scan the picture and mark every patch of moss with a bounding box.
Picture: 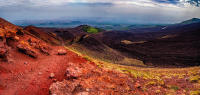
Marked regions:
[82,26,101,33]
[190,90,200,95]
[87,27,98,33]
[83,56,91,62]
[145,81,157,86]
[189,75,200,83]
[170,85,179,91]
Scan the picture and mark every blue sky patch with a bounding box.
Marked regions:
[152,0,180,4]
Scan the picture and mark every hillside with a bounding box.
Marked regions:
[0,18,200,95]
[41,19,200,67]
[0,18,142,94]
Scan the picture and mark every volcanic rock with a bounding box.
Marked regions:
[0,28,5,38]
[24,62,28,65]
[57,49,67,55]
[17,43,38,58]
[49,73,55,79]
[49,80,81,95]
[65,67,82,80]
[28,38,51,55]
[38,44,50,55]
[14,36,20,41]
[0,41,8,61]
[0,47,8,60]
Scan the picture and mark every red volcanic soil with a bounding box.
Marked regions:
[0,18,90,95]
[0,18,139,95]
[0,45,89,95]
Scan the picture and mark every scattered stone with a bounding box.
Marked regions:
[16,29,24,35]
[53,79,57,82]
[49,73,55,79]
[24,62,28,65]
[0,41,8,60]
[5,30,16,38]
[76,92,89,95]
[135,81,141,88]
[49,80,80,95]
[38,44,50,55]
[28,38,36,43]
[0,47,7,58]
[85,88,90,92]
[0,28,5,37]
[14,36,19,41]
[65,67,82,80]
[8,59,14,64]
[38,72,42,75]
[57,49,67,55]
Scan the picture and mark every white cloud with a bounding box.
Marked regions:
[0,0,192,7]
[0,0,199,24]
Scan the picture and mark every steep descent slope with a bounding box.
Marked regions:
[40,25,144,66]
[45,22,200,67]
[99,22,200,67]
[24,25,61,45]
[0,18,142,95]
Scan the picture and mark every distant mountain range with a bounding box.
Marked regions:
[13,19,171,31]
[31,18,200,67]
[14,18,200,31]
[180,18,200,25]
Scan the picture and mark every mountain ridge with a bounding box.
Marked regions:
[180,18,200,25]
[1,17,200,95]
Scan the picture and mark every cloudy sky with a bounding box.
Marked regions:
[0,0,200,24]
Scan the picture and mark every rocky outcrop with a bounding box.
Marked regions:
[0,18,23,38]
[0,18,24,61]
[24,26,61,45]
[49,62,135,95]
[0,18,54,60]
[17,43,38,58]
[33,40,51,55]
[0,41,8,61]
[16,38,52,58]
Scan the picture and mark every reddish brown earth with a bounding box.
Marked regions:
[0,18,142,95]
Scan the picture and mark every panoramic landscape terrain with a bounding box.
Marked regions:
[1,0,200,95]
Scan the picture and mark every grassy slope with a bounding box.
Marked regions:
[65,46,200,95]
[82,26,103,33]
[66,44,145,66]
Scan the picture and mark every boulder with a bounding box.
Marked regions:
[5,30,16,38]
[65,66,83,79]
[49,80,81,95]
[17,44,38,58]
[0,47,7,59]
[0,41,8,60]
[16,29,24,35]
[14,36,20,41]
[38,44,50,55]
[49,73,55,79]
[57,49,67,55]
[28,38,50,55]
[0,28,5,38]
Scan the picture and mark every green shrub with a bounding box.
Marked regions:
[190,90,200,95]
[189,75,200,83]
[170,85,179,91]
[87,27,98,33]
[82,26,100,33]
